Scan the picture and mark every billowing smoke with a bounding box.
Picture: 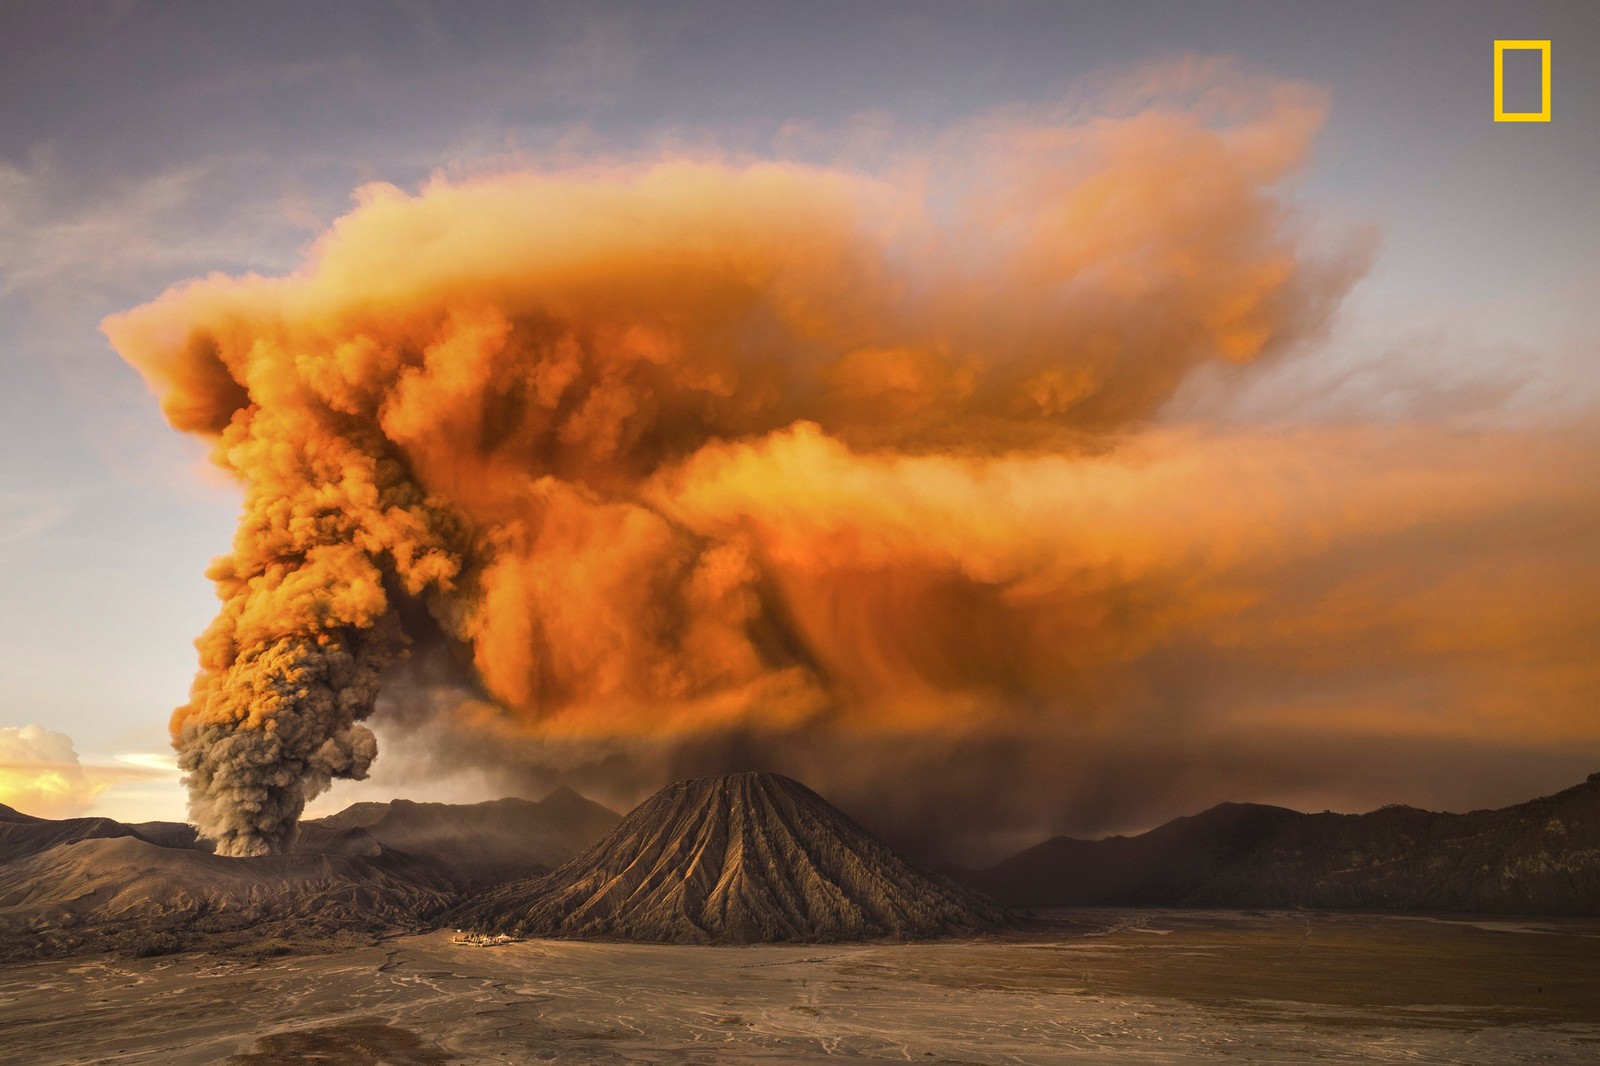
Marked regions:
[106,64,1367,855]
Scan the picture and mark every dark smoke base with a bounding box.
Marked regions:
[363,689,1600,868]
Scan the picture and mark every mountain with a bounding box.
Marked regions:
[0,787,620,961]
[454,772,1010,943]
[1190,773,1600,913]
[952,802,1303,907]
[953,771,1600,914]
[128,820,205,850]
[0,804,147,863]
[305,788,621,884]
[11,768,1592,964]
[309,801,394,830]
[0,827,459,961]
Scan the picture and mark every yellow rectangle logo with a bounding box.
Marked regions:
[1494,40,1551,122]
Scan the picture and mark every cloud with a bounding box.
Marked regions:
[0,727,186,823]
[99,55,1599,859]
[0,724,111,819]
[104,57,1366,855]
[0,489,76,549]
[111,751,182,774]
[360,415,1600,861]
[0,154,300,309]
[1165,314,1600,433]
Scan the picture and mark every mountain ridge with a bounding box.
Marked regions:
[0,788,622,961]
[303,788,622,883]
[5,769,1599,963]
[952,771,1600,913]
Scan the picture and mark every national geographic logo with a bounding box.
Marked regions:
[1494,40,1551,122]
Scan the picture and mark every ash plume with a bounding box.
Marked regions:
[106,64,1366,856]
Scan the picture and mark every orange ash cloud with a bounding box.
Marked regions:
[653,421,1600,740]
[104,70,1376,855]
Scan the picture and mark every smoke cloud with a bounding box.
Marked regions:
[105,63,1425,855]
[355,416,1600,862]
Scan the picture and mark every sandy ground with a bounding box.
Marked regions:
[0,910,1596,1064]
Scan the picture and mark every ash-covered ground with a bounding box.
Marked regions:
[2,910,1597,1065]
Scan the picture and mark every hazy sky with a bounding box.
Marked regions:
[0,1,1596,847]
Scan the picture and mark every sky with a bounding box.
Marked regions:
[0,1,1596,859]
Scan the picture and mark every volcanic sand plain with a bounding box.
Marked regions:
[1,910,1597,1065]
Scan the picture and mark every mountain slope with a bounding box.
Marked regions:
[0,808,147,863]
[955,772,1600,914]
[954,802,1302,907]
[1191,773,1600,913]
[0,787,621,960]
[455,772,1009,943]
[128,820,204,850]
[0,830,460,961]
[306,788,620,882]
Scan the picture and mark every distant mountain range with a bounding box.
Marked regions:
[456,772,1007,943]
[949,772,1600,914]
[4,769,1597,962]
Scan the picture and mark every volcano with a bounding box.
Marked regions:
[454,772,1009,943]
